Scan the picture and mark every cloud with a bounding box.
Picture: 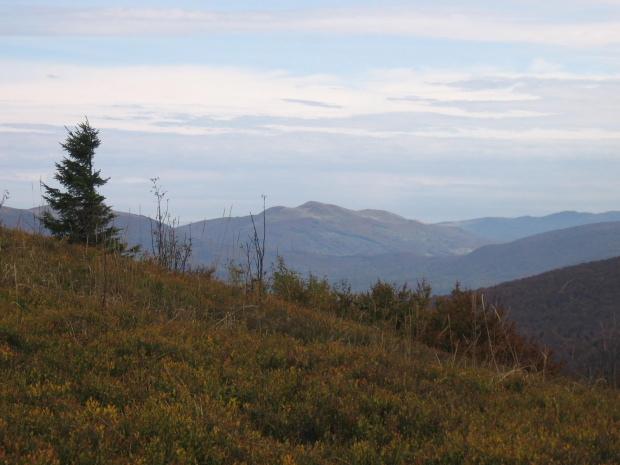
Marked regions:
[108,177,152,185]
[263,124,620,141]
[0,170,48,182]
[2,3,619,223]
[2,61,620,146]
[3,6,620,47]
[0,62,538,130]
[282,99,343,109]
[529,57,564,73]
[0,126,55,134]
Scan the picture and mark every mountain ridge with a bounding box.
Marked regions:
[441,210,620,242]
[180,201,491,260]
[2,202,620,293]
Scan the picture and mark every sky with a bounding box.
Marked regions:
[1,0,620,223]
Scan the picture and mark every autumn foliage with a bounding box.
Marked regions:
[0,226,618,464]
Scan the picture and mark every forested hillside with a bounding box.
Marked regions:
[483,256,620,384]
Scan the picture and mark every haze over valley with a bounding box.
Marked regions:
[3,201,620,294]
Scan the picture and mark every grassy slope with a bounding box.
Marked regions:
[0,227,619,464]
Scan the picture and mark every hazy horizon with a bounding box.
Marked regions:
[3,199,620,227]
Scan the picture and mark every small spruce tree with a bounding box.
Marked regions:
[41,119,120,248]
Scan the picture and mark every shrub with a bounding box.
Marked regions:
[428,284,563,373]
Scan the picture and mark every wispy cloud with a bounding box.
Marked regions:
[0,126,55,134]
[2,61,618,142]
[282,99,343,109]
[263,125,620,142]
[3,6,620,47]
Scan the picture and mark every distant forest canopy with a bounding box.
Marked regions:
[483,256,620,384]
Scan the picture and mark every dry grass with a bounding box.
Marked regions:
[1,226,619,464]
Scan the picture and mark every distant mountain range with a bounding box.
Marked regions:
[441,210,620,242]
[179,201,492,265]
[2,202,620,294]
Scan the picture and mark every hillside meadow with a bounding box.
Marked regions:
[1,226,619,464]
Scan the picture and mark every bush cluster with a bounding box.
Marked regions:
[269,258,562,374]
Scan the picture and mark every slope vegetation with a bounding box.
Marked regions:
[1,227,619,463]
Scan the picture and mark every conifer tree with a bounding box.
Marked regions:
[41,119,120,248]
